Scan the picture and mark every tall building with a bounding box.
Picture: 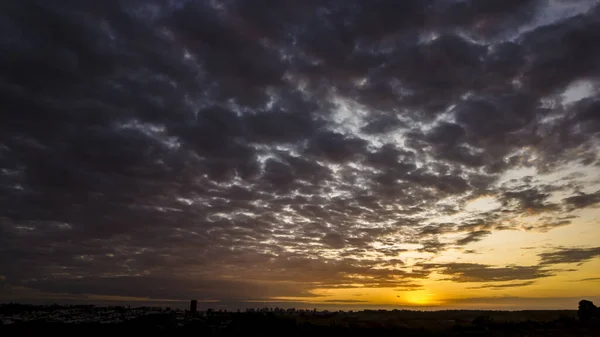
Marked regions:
[190,300,198,313]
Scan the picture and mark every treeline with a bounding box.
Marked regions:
[1,312,598,337]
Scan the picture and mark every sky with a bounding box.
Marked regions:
[1,0,600,311]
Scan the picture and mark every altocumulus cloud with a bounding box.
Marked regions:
[1,0,600,303]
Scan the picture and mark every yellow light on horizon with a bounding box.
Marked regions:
[402,290,438,306]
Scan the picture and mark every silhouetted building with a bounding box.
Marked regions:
[190,300,197,314]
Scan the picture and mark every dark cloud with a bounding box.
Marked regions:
[420,263,553,283]
[1,0,599,303]
[305,132,369,163]
[322,299,369,303]
[468,281,536,290]
[418,240,448,254]
[521,5,600,96]
[529,215,577,232]
[14,276,317,302]
[538,247,600,265]
[501,188,559,214]
[456,231,492,246]
[563,190,600,211]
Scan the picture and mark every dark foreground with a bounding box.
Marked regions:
[1,304,599,337]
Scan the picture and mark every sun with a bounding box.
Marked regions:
[402,291,437,306]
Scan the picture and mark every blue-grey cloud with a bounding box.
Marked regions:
[1,0,600,302]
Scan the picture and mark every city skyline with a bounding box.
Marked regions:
[1,0,600,310]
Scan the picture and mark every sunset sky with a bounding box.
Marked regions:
[1,0,599,310]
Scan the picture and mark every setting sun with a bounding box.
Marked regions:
[402,291,438,306]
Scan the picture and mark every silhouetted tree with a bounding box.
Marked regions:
[578,300,598,323]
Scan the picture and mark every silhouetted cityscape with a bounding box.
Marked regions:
[1,300,598,336]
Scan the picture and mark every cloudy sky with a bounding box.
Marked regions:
[1,0,600,310]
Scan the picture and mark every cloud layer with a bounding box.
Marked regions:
[1,0,599,305]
